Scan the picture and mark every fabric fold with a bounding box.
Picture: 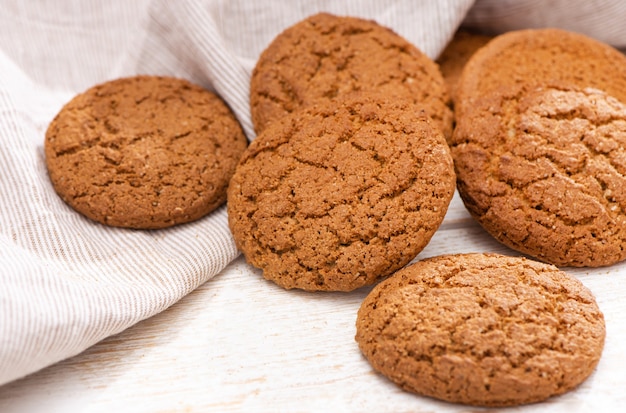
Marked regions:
[0,45,239,384]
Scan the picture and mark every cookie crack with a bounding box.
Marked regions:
[53,135,102,157]
[369,35,413,59]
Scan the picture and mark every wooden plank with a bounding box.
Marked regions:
[0,193,625,412]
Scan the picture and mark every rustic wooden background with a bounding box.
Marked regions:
[1,192,624,413]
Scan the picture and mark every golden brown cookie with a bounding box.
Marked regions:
[436,30,492,103]
[227,93,455,292]
[455,28,626,120]
[45,75,248,229]
[250,12,453,139]
[452,29,626,267]
[356,253,606,407]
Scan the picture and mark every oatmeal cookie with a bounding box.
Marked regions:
[228,93,455,291]
[45,75,248,229]
[436,29,492,103]
[452,29,626,266]
[250,12,452,139]
[356,253,605,406]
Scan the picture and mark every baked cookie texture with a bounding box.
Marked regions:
[452,29,626,267]
[355,253,606,407]
[45,75,248,229]
[250,12,453,140]
[454,28,626,120]
[436,30,492,103]
[227,93,455,292]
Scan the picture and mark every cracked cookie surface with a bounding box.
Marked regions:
[227,93,455,292]
[455,28,626,121]
[250,12,452,140]
[45,75,248,229]
[355,253,605,407]
[452,28,626,266]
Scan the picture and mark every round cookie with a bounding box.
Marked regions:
[250,12,453,140]
[455,28,626,120]
[452,28,626,267]
[45,75,248,229]
[227,93,455,292]
[436,30,492,103]
[355,253,606,407]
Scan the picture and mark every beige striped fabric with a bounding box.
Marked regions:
[0,0,473,386]
[1,0,625,387]
[463,0,626,49]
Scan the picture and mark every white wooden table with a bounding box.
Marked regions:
[1,192,625,413]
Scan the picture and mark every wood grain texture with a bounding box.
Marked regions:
[1,192,625,412]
